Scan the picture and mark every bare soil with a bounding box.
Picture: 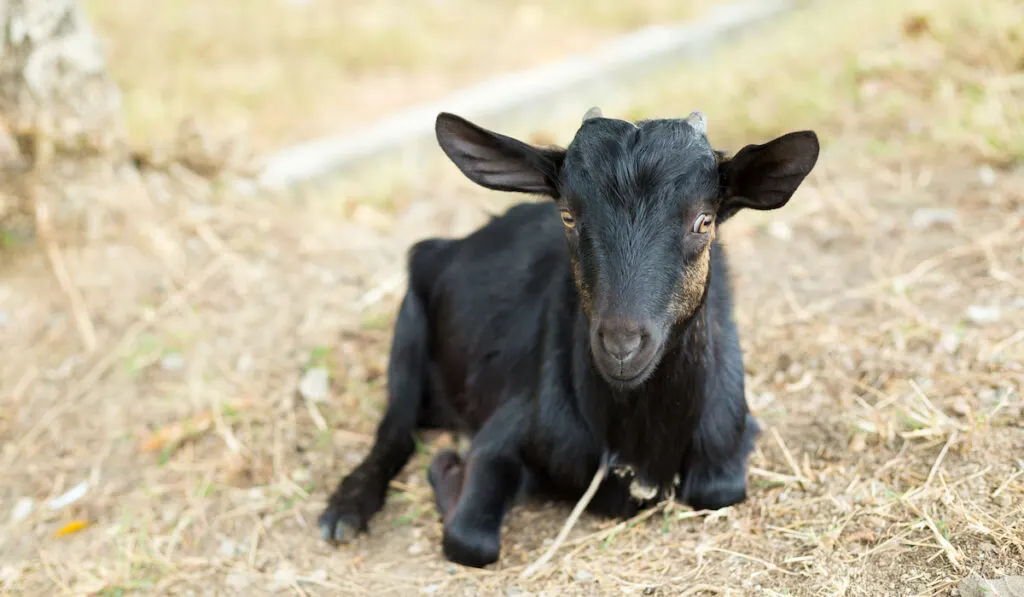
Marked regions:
[1,0,1022,595]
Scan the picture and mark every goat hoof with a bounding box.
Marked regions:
[442,525,500,568]
[317,505,364,544]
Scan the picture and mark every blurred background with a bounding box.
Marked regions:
[1,0,1021,595]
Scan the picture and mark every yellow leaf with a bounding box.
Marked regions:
[139,398,253,453]
[54,519,91,537]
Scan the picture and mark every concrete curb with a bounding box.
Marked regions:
[256,0,797,191]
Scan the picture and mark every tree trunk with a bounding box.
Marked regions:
[0,0,126,226]
[0,0,124,156]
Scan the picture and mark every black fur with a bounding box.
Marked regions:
[318,110,820,568]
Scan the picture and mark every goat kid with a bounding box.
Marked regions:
[318,107,820,568]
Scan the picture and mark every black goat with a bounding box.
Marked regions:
[318,107,820,568]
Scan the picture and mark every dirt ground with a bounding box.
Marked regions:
[1,0,1022,595]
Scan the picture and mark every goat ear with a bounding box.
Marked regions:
[435,112,564,198]
[717,131,819,221]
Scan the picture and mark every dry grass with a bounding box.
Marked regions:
[85,0,733,153]
[2,0,1023,594]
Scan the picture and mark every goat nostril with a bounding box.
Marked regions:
[601,330,644,361]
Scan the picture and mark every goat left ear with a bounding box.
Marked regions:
[435,112,565,198]
[717,131,820,221]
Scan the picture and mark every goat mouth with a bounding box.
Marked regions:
[603,354,658,387]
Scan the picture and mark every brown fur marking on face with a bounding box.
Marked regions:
[668,228,714,321]
[570,255,594,316]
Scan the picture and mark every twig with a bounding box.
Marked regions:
[558,501,686,568]
[905,503,962,570]
[31,189,98,353]
[520,455,609,580]
[357,272,406,311]
[991,468,1023,498]
[770,428,809,488]
[699,546,796,575]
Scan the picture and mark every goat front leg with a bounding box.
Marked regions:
[318,290,429,542]
[679,412,761,511]
[427,405,525,568]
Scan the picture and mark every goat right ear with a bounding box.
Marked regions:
[435,113,564,198]
[717,130,819,222]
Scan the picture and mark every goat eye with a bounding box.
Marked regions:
[560,209,576,229]
[692,213,714,234]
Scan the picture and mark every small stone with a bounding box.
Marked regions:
[408,542,425,555]
[978,165,997,187]
[272,564,297,588]
[506,588,524,597]
[966,305,1001,324]
[912,207,956,229]
[309,569,328,583]
[768,222,793,241]
[849,433,867,453]
[160,352,186,372]
[444,565,458,574]
[951,398,971,417]
[994,493,1012,509]
[298,367,331,403]
[10,498,33,522]
[957,575,1024,597]
[575,570,594,582]
[940,330,961,354]
[421,584,441,595]
[352,205,393,232]
[226,571,251,589]
[236,353,254,374]
[219,538,237,557]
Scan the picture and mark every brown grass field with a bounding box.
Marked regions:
[1,0,1022,595]
[83,0,731,152]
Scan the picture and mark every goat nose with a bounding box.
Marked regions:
[599,321,645,362]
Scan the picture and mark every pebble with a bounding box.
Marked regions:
[298,366,331,402]
[421,584,441,594]
[160,352,186,372]
[271,564,297,589]
[911,207,957,229]
[408,542,425,555]
[236,353,254,374]
[309,569,328,583]
[940,330,961,354]
[966,305,1001,324]
[226,571,251,590]
[575,570,594,582]
[978,165,997,187]
[10,498,33,522]
[769,222,793,241]
[958,575,1024,597]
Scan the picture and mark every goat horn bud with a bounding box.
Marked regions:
[685,110,707,135]
[583,106,603,122]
